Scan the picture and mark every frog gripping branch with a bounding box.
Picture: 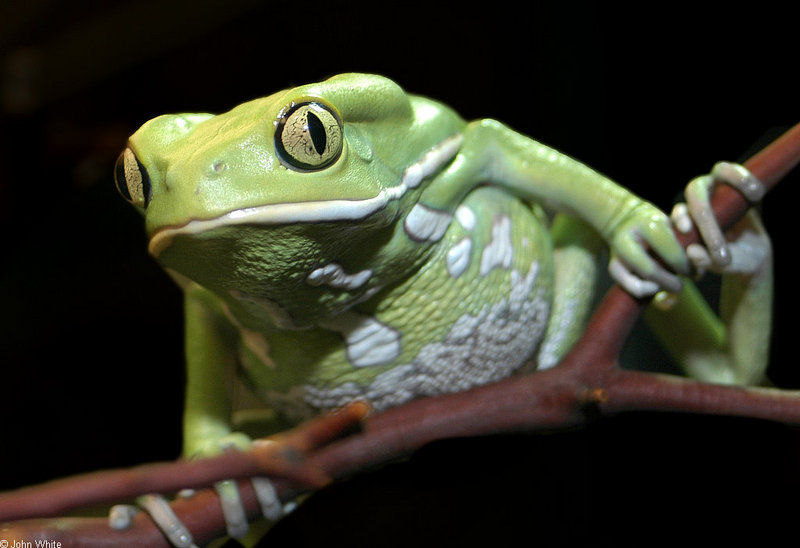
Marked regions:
[115,73,693,427]
[2,74,799,547]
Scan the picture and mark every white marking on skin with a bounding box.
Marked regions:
[319,311,401,367]
[307,263,373,290]
[401,134,464,189]
[404,203,452,242]
[303,261,548,413]
[479,215,513,276]
[455,205,476,231]
[148,134,463,257]
[446,237,472,278]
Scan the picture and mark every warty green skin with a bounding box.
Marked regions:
[117,73,771,460]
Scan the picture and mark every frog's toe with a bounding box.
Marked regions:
[109,496,199,547]
[136,493,199,548]
[186,434,286,539]
[215,479,249,538]
[685,242,714,273]
[711,161,766,202]
[609,228,684,298]
[252,476,283,521]
[679,163,767,274]
[684,174,731,268]
[609,257,668,298]
[215,477,284,537]
[108,503,139,530]
[672,203,712,276]
[670,202,694,235]
[684,162,766,271]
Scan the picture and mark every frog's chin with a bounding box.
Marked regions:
[147,133,464,259]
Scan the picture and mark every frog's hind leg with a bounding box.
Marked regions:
[643,211,773,386]
[534,214,604,370]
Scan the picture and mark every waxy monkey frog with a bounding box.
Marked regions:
[112,73,772,542]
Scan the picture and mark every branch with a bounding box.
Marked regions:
[0,404,369,546]
[2,123,799,547]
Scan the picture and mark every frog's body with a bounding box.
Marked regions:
[236,186,556,418]
[114,75,772,540]
[161,128,591,425]
[121,73,655,448]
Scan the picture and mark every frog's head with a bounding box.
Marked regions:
[114,73,464,328]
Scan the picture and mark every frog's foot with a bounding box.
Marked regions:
[108,436,285,545]
[212,474,284,537]
[110,494,199,548]
[109,481,283,545]
[606,204,687,299]
[608,257,669,298]
[195,435,285,539]
[672,161,768,275]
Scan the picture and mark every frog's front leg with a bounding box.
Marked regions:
[111,286,281,545]
[183,287,286,539]
[420,119,689,299]
[644,163,772,385]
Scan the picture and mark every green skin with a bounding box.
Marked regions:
[115,73,771,464]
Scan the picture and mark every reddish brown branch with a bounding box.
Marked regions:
[674,121,800,248]
[2,122,799,547]
[0,404,369,528]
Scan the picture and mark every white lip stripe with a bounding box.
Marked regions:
[148,133,463,257]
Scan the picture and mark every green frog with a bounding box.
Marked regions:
[111,73,771,544]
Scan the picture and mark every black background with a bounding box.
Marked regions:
[1,1,798,545]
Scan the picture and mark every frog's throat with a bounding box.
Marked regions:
[147,134,463,258]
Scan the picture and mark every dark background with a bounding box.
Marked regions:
[1,1,798,545]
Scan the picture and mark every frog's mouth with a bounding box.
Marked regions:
[148,134,463,258]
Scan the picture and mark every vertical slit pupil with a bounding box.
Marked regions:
[306,111,327,156]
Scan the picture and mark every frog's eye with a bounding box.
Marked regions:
[114,147,151,208]
[275,102,343,171]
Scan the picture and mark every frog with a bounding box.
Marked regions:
[110,73,772,544]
